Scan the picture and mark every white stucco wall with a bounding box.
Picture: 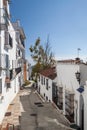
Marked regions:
[56,62,87,129]
[80,64,87,86]
[0,0,22,124]
[0,74,20,123]
[8,22,17,67]
[57,63,79,125]
[38,75,53,102]
[82,82,87,130]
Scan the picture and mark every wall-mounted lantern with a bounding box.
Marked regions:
[75,71,80,84]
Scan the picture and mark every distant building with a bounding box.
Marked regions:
[38,67,57,103]
[23,60,31,81]
[56,58,87,130]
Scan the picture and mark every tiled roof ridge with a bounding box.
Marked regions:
[39,67,57,80]
[57,58,82,64]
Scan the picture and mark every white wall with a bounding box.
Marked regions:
[0,0,21,123]
[56,63,80,125]
[56,62,87,129]
[57,64,80,91]
[8,22,17,68]
[82,82,87,130]
[0,74,20,123]
[80,64,87,86]
[38,75,53,102]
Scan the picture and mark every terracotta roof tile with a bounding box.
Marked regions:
[58,58,82,64]
[40,67,57,80]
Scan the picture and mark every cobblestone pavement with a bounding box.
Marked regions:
[20,87,73,130]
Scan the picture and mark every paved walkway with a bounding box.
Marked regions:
[1,86,74,130]
[20,87,73,130]
[1,93,21,129]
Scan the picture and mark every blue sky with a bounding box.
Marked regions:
[11,0,87,63]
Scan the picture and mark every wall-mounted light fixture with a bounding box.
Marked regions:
[75,71,80,84]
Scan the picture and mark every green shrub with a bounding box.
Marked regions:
[24,80,31,86]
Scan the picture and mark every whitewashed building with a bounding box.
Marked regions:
[0,0,26,124]
[38,67,57,103]
[12,21,26,86]
[56,58,87,130]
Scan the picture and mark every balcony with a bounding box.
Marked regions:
[10,69,17,80]
[15,67,21,75]
[0,8,9,30]
[10,67,21,81]
[17,39,25,49]
[16,32,25,49]
[5,31,13,49]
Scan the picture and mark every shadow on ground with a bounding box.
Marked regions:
[19,87,73,130]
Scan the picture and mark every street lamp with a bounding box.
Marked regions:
[77,48,81,58]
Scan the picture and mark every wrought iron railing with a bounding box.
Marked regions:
[5,31,13,48]
[0,8,9,30]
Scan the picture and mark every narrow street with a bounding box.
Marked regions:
[19,86,73,130]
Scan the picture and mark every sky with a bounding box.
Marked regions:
[10,0,87,64]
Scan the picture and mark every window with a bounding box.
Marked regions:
[0,71,1,77]
[46,79,48,90]
[6,54,9,68]
[41,76,43,85]
[6,83,10,89]
[18,50,20,56]
[44,93,45,97]
[44,77,45,85]
[9,34,13,47]
[46,96,48,101]
[0,79,2,94]
[39,75,40,82]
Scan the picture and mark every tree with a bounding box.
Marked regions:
[31,62,42,81]
[44,36,54,66]
[29,37,42,63]
[29,37,55,80]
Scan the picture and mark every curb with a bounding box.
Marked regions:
[52,102,74,130]
[52,102,71,125]
[35,91,45,102]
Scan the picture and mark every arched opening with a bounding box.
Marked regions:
[80,95,84,130]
